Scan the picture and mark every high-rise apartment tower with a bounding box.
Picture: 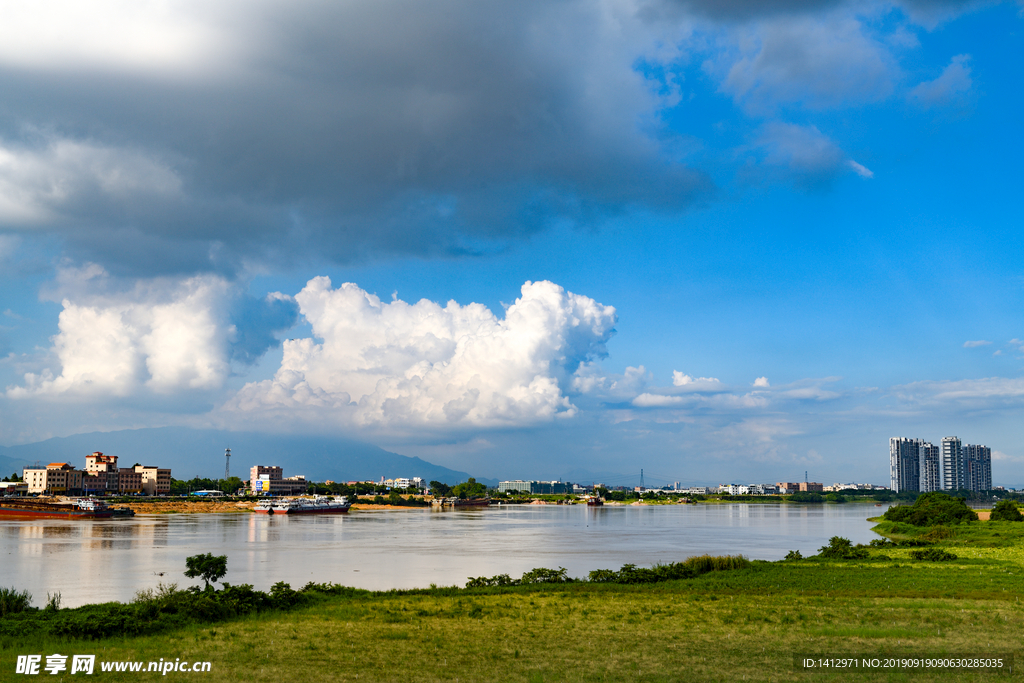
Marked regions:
[941,436,964,491]
[890,437,923,492]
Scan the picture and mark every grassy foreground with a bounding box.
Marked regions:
[4,518,1024,681]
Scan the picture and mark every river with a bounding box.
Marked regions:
[0,502,890,607]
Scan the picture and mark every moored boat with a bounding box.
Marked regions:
[255,495,351,515]
[453,497,490,507]
[0,497,125,519]
[584,496,604,506]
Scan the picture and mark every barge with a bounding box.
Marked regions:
[432,497,491,508]
[0,497,133,519]
[254,495,351,515]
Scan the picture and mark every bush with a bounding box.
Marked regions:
[467,556,750,589]
[909,548,958,562]
[0,587,32,616]
[586,556,749,585]
[817,536,870,560]
[882,492,978,526]
[790,492,825,503]
[784,550,803,560]
[989,500,1023,522]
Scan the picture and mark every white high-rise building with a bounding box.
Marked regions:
[940,436,964,491]
[890,435,993,494]
[964,444,992,492]
[890,437,922,492]
[919,442,940,493]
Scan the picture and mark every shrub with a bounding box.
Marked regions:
[519,567,573,584]
[909,548,958,562]
[989,500,1023,522]
[882,492,978,526]
[0,587,32,616]
[817,536,870,560]
[790,492,824,503]
[784,550,803,560]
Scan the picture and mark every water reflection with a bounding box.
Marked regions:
[0,503,888,608]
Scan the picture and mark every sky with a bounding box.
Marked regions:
[1,0,1023,486]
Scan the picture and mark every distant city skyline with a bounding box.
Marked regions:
[1,1,1023,486]
[890,436,992,494]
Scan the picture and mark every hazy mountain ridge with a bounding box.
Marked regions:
[0,428,491,486]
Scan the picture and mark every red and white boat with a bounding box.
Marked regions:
[254,495,351,515]
[0,497,122,519]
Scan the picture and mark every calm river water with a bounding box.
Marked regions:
[0,503,890,607]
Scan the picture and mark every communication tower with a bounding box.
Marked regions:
[224,448,231,480]
[640,469,645,490]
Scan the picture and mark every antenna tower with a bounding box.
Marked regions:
[805,470,808,483]
[224,448,231,480]
[640,469,645,490]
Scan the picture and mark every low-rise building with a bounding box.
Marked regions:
[119,468,144,494]
[250,465,307,495]
[497,480,574,494]
[134,465,171,495]
[24,463,84,495]
[84,452,120,493]
[0,481,28,496]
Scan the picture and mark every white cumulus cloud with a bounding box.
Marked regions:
[7,268,294,398]
[672,370,721,386]
[227,279,617,429]
[633,393,686,408]
[753,376,770,387]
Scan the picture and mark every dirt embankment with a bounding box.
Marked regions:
[115,499,432,514]
[117,500,258,514]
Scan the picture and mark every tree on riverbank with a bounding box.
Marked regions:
[184,554,228,591]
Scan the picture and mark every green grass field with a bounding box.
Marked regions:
[3,516,1024,682]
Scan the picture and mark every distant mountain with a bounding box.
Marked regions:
[0,428,487,486]
[0,449,32,479]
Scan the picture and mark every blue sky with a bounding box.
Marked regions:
[1,0,1022,486]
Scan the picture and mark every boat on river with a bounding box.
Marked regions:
[584,496,604,507]
[254,495,351,515]
[0,497,132,519]
[432,497,491,508]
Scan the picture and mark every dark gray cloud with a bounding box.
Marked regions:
[0,0,712,275]
[642,0,990,22]
[0,0,1004,276]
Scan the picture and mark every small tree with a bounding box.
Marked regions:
[990,500,1024,522]
[184,553,228,591]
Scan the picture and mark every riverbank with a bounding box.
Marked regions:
[3,512,1023,681]
[97,499,434,514]
[5,553,1021,682]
